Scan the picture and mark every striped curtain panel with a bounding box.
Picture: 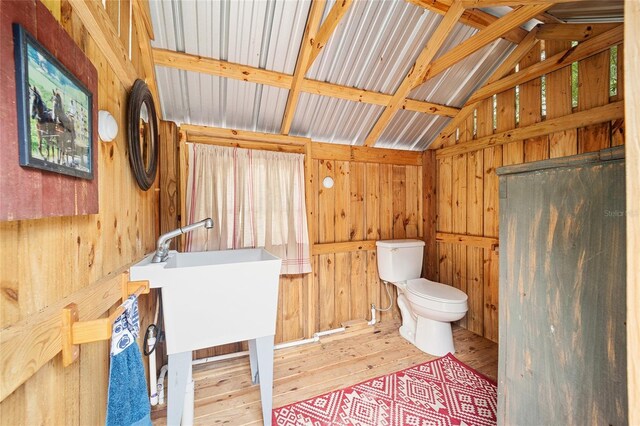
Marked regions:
[184,143,311,275]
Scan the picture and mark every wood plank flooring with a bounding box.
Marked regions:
[152,320,498,425]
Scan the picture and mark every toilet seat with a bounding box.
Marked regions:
[405,278,468,313]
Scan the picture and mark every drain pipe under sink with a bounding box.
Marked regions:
[192,304,378,366]
[155,304,379,406]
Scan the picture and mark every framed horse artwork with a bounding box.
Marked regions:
[13,23,93,180]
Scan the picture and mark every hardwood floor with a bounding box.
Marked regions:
[152,320,498,425]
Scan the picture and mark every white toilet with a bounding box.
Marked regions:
[376,239,468,356]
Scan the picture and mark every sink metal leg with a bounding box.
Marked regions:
[248,338,259,384]
[254,335,274,426]
[167,351,191,426]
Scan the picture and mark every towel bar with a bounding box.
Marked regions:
[61,275,150,367]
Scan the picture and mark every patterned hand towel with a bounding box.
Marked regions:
[105,295,152,426]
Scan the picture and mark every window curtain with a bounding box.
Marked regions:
[184,143,311,275]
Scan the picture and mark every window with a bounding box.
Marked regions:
[184,143,311,275]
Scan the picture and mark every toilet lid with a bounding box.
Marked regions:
[406,279,468,303]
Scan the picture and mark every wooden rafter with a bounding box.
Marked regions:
[536,23,620,41]
[363,0,466,147]
[406,0,528,44]
[281,0,355,135]
[306,0,354,71]
[462,0,588,7]
[280,0,326,134]
[301,80,459,117]
[436,101,624,158]
[418,4,553,85]
[153,48,293,89]
[153,49,459,117]
[532,12,563,24]
[465,24,623,104]
[431,25,540,149]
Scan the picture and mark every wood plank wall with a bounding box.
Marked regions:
[625,2,640,422]
[312,159,423,330]
[435,39,625,342]
[0,1,158,424]
[169,136,424,359]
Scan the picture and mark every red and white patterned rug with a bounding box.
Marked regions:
[272,353,497,426]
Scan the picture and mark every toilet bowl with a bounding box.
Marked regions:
[376,240,468,356]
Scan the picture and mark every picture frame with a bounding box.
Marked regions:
[13,23,94,180]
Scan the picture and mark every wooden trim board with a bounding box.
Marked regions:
[436,101,624,158]
[311,142,422,165]
[180,124,422,165]
[312,241,378,255]
[436,232,498,249]
[625,1,640,422]
[186,136,307,154]
[0,263,143,401]
[181,124,310,145]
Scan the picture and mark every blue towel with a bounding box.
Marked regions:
[106,296,152,426]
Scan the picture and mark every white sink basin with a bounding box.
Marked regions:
[130,248,282,355]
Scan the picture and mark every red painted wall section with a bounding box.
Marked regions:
[0,0,98,221]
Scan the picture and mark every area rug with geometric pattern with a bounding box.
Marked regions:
[272,353,497,426]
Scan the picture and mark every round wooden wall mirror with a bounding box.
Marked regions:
[127,79,158,191]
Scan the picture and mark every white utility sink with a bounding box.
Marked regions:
[130,248,282,426]
[130,248,281,354]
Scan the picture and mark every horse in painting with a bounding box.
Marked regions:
[29,85,60,162]
[52,90,76,166]
[29,86,77,166]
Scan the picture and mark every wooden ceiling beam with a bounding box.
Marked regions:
[431,25,540,149]
[462,0,588,7]
[311,142,424,165]
[403,99,460,117]
[306,0,354,72]
[419,4,553,85]
[436,101,624,158]
[363,0,466,147]
[536,22,620,41]
[406,0,528,44]
[533,12,564,24]
[466,24,623,104]
[280,1,328,135]
[302,80,459,117]
[137,0,155,40]
[154,49,459,117]
[181,124,311,145]
[153,48,294,89]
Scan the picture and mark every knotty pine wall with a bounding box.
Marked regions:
[164,129,425,359]
[433,41,625,342]
[0,1,158,424]
[312,159,423,330]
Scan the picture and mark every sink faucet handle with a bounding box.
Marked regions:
[151,218,215,263]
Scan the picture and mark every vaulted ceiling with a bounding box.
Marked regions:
[148,0,622,151]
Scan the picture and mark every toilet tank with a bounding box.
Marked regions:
[376,239,426,282]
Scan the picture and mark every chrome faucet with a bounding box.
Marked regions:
[151,218,214,263]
